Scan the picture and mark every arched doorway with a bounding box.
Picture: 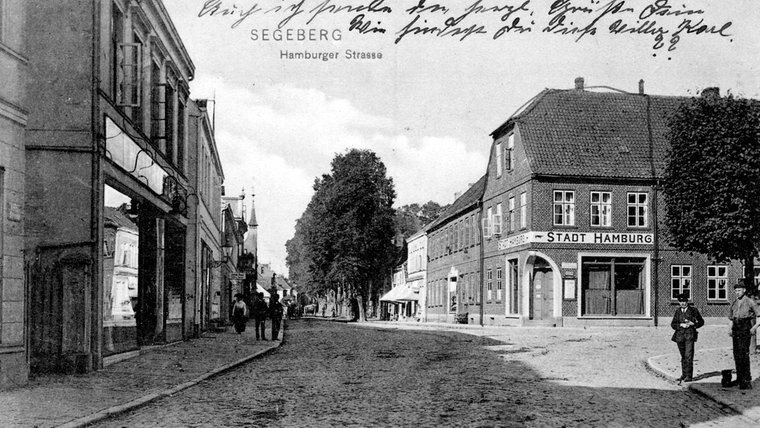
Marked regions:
[530,258,554,320]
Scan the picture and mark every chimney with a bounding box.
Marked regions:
[638,79,645,95]
[701,87,720,100]
[454,192,462,201]
[574,77,585,90]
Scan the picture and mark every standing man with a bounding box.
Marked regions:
[728,283,759,390]
[269,290,283,341]
[252,292,268,340]
[671,293,704,382]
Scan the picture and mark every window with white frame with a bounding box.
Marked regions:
[553,191,575,226]
[507,133,515,170]
[496,267,503,301]
[590,191,612,227]
[486,269,493,302]
[707,265,728,301]
[627,192,648,227]
[493,204,503,236]
[508,197,515,232]
[483,207,493,238]
[520,192,527,229]
[671,265,692,300]
[496,142,503,177]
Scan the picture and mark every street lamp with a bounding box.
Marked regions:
[209,243,233,268]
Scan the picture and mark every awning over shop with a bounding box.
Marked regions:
[380,285,419,302]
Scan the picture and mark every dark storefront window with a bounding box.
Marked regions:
[582,257,645,316]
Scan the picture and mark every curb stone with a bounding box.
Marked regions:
[55,331,284,428]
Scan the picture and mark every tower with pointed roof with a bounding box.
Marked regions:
[244,191,258,257]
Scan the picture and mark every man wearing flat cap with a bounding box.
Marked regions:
[728,283,759,390]
[671,293,704,382]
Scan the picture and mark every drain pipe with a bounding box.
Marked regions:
[478,200,485,327]
[644,90,660,327]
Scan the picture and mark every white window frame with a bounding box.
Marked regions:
[486,269,493,302]
[520,192,527,229]
[707,265,728,301]
[496,142,503,177]
[507,133,515,171]
[496,267,503,302]
[493,204,503,236]
[670,265,692,300]
[627,192,649,228]
[483,207,493,238]
[508,197,515,232]
[553,190,575,226]
[590,191,612,227]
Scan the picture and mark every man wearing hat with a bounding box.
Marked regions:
[728,282,759,390]
[671,292,704,382]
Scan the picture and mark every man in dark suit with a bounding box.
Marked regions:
[671,293,705,382]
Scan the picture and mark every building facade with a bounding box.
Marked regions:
[25,0,195,374]
[187,99,224,336]
[425,177,485,324]
[479,78,745,327]
[406,230,428,321]
[0,0,29,388]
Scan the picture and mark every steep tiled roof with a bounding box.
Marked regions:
[495,89,688,179]
[427,175,486,231]
[104,206,138,232]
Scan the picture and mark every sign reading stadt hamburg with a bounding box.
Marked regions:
[498,231,654,251]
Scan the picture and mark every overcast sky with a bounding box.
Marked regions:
[162,0,760,275]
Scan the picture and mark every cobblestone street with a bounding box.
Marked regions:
[91,319,754,428]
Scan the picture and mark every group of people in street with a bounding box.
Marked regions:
[671,282,759,390]
[230,288,285,341]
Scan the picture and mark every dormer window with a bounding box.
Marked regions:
[506,133,515,171]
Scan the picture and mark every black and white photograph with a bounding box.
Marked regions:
[1,0,760,426]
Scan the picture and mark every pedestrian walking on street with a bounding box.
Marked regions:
[231,293,248,334]
[728,282,759,390]
[269,289,283,341]
[670,293,704,382]
[253,292,268,340]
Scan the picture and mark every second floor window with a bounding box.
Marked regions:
[627,192,648,227]
[590,191,612,227]
[553,190,575,226]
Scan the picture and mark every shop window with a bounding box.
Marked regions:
[496,142,503,177]
[506,133,514,171]
[496,267,503,302]
[520,192,527,229]
[670,265,692,300]
[508,259,519,314]
[486,269,493,302]
[707,265,728,301]
[627,192,648,227]
[590,191,612,227]
[581,257,645,316]
[553,190,575,226]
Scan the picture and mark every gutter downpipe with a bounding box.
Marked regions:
[645,94,660,327]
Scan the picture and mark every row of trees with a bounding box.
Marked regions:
[285,149,447,320]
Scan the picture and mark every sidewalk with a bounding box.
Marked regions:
[647,345,760,423]
[0,321,283,428]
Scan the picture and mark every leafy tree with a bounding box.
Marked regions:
[286,149,397,319]
[663,92,760,295]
